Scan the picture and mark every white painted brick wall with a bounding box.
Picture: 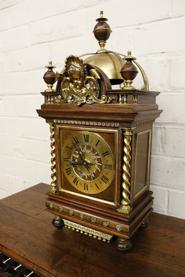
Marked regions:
[0,0,185,219]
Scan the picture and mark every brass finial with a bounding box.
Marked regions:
[45,61,56,69]
[48,61,53,67]
[125,51,136,60]
[128,51,131,56]
[100,11,104,18]
[93,11,112,49]
[43,61,56,92]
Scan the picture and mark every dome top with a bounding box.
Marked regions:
[84,50,124,85]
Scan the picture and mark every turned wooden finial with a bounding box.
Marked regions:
[93,11,112,49]
[120,51,138,90]
[43,61,56,92]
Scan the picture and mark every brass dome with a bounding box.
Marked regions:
[84,50,124,85]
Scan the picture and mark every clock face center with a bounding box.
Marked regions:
[71,144,103,181]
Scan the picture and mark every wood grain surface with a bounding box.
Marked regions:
[0,183,185,277]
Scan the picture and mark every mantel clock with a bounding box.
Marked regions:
[37,12,162,251]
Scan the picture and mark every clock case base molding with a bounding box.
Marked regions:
[46,189,153,249]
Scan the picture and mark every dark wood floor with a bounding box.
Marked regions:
[0,183,185,277]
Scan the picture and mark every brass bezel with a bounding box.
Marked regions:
[56,125,119,206]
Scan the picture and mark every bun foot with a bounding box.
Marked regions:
[52,216,64,228]
[117,238,132,251]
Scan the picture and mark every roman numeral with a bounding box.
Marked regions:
[65,167,72,175]
[73,177,79,185]
[83,134,89,143]
[72,136,79,145]
[95,183,100,190]
[102,151,110,157]
[84,183,88,191]
[101,175,109,184]
[104,164,113,170]
[95,140,100,147]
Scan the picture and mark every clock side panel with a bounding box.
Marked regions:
[55,125,121,206]
[132,128,152,201]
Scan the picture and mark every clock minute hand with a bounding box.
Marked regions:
[78,151,85,162]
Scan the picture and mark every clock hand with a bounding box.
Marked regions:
[71,160,84,166]
[78,151,85,162]
[83,162,91,172]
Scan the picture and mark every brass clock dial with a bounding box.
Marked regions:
[62,131,115,194]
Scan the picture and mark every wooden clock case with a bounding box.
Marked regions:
[37,89,161,250]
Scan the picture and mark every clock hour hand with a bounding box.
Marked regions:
[83,162,91,172]
[70,160,84,166]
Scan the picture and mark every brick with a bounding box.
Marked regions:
[4,44,51,72]
[156,93,185,124]
[0,95,42,117]
[168,190,185,219]
[0,117,49,141]
[151,155,185,191]
[0,174,26,194]
[0,1,28,31]
[26,0,86,22]
[171,0,185,17]
[0,155,50,184]
[137,56,170,91]
[150,185,168,214]
[25,0,58,22]
[0,70,44,95]
[86,0,171,29]
[152,125,185,158]
[29,10,88,46]
[0,52,5,72]
[50,36,95,68]
[0,135,50,163]
[0,25,30,52]
[169,56,185,90]
[0,0,20,10]
[0,178,49,199]
[131,17,185,55]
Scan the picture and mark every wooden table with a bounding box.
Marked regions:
[0,183,185,277]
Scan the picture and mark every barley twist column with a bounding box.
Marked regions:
[49,123,57,193]
[118,128,132,214]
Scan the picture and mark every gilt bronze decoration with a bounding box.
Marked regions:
[38,11,162,251]
[58,55,111,106]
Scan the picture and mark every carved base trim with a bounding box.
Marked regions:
[63,219,112,242]
[46,200,129,236]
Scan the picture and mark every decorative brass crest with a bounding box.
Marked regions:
[58,55,112,106]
